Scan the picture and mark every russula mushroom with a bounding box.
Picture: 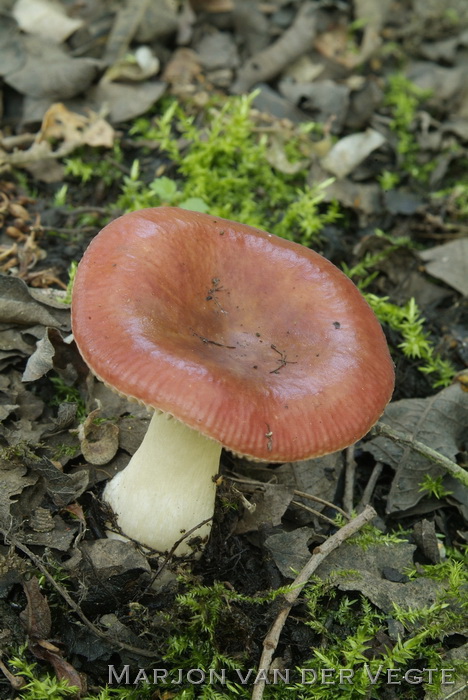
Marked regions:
[72,207,394,554]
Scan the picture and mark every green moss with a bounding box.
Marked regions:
[351,524,410,551]
[6,537,467,700]
[385,74,434,182]
[365,294,455,387]
[64,143,124,186]
[49,374,86,420]
[123,93,340,246]
[342,231,456,387]
[419,474,453,500]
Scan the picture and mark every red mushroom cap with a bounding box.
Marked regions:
[72,207,394,462]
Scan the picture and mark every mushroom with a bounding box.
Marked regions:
[72,207,394,554]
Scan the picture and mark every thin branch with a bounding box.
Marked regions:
[146,516,213,588]
[290,500,339,527]
[251,505,376,700]
[445,684,468,699]
[372,421,468,489]
[226,474,349,520]
[232,2,318,93]
[343,444,357,514]
[357,462,383,513]
[1,531,157,659]
[293,491,349,520]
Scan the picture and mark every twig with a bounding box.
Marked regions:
[445,684,468,699]
[357,462,383,513]
[1,530,157,658]
[226,474,349,519]
[290,500,339,527]
[231,2,318,93]
[251,505,376,700]
[0,655,26,690]
[293,491,349,520]
[372,422,468,489]
[145,516,213,589]
[343,444,357,514]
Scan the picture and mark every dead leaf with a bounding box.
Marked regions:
[21,577,85,693]
[264,526,315,578]
[316,542,446,616]
[321,128,386,178]
[99,613,147,648]
[22,515,78,551]
[231,2,318,94]
[366,383,468,513]
[272,453,343,522]
[23,327,88,385]
[234,484,294,534]
[136,0,179,43]
[407,62,465,105]
[189,0,233,11]
[0,276,66,328]
[318,177,382,215]
[0,403,18,422]
[283,56,324,83]
[86,80,166,124]
[118,414,150,455]
[4,36,100,100]
[7,371,44,420]
[412,519,441,563]
[38,103,114,149]
[314,27,358,68]
[279,80,350,134]
[0,15,25,78]
[78,409,119,466]
[0,464,38,529]
[22,327,77,382]
[12,0,83,44]
[21,576,51,640]
[196,30,239,71]
[27,457,89,507]
[78,538,151,580]
[21,329,59,381]
[419,238,468,296]
[162,48,202,92]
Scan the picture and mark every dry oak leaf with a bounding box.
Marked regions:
[37,103,114,149]
[366,383,468,514]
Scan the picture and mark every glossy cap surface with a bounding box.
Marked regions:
[72,207,394,461]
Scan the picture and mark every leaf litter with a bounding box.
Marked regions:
[0,0,468,696]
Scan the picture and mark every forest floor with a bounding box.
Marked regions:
[0,1,467,699]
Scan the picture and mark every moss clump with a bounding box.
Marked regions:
[122,93,341,246]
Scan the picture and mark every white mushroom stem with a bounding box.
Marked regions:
[103,411,221,555]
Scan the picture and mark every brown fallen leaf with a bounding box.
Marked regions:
[0,104,114,172]
[366,383,468,514]
[419,238,468,296]
[21,577,51,640]
[78,408,120,466]
[37,103,114,149]
[234,484,294,534]
[4,35,99,100]
[21,578,84,694]
[12,0,83,44]
[162,48,202,94]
